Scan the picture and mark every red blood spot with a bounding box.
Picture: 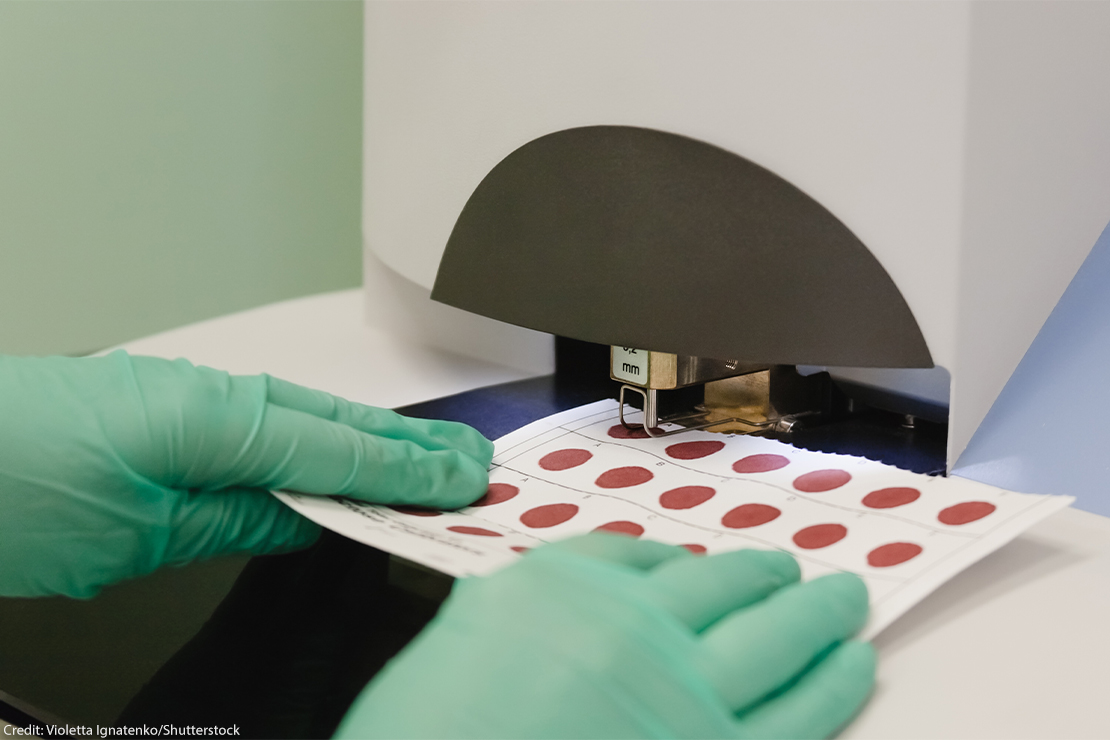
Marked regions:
[732,454,790,473]
[607,424,664,439]
[682,544,708,555]
[595,466,654,488]
[862,487,921,509]
[389,505,441,517]
[793,523,848,549]
[938,501,996,525]
[868,542,923,567]
[594,521,645,537]
[470,483,519,507]
[794,469,852,493]
[665,440,726,460]
[659,485,716,510]
[520,503,579,528]
[539,449,592,471]
[447,526,502,537]
[722,503,782,529]
[510,546,530,554]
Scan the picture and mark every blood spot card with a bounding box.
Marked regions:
[275,400,1073,637]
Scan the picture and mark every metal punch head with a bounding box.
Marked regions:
[617,384,806,438]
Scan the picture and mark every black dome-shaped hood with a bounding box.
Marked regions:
[433,125,931,368]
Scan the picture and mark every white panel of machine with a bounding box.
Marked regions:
[363,0,970,374]
[949,1,1110,469]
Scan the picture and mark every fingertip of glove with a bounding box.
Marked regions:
[473,433,495,465]
[839,640,877,672]
[452,424,494,467]
[825,641,878,700]
[408,416,492,455]
[427,449,491,510]
[814,571,870,602]
[270,517,324,554]
[242,507,322,557]
[741,549,802,585]
[808,572,870,632]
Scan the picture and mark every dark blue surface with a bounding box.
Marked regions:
[954,219,1110,516]
[397,375,611,441]
[778,409,947,476]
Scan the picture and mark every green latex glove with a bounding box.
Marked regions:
[337,535,875,740]
[0,351,493,598]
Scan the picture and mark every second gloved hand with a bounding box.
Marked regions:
[0,351,493,598]
[338,535,875,739]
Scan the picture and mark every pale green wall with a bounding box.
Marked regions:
[0,0,363,356]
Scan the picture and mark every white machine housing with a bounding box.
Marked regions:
[361,1,1110,469]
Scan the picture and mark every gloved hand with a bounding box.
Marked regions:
[0,351,493,598]
[337,534,874,740]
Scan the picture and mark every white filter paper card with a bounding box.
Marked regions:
[275,399,1073,638]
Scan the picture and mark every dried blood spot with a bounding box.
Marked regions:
[665,440,726,460]
[938,501,996,525]
[732,454,790,473]
[682,544,708,555]
[520,503,579,528]
[862,487,921,509]
[793,524,848,549]
[594,521,645,537]
[794,469,852,493]
[470,483,519,507]
[722,503,782,529]
[539,449,592,471]
[447,526,502,537]
[868,542,923,567]
[659,485,716,510]
[595,466,654,488]
[389,505,441,517]
[510,546,530,554]
[607,424,664,439]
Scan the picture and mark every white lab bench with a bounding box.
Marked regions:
[118,288,1110,740]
